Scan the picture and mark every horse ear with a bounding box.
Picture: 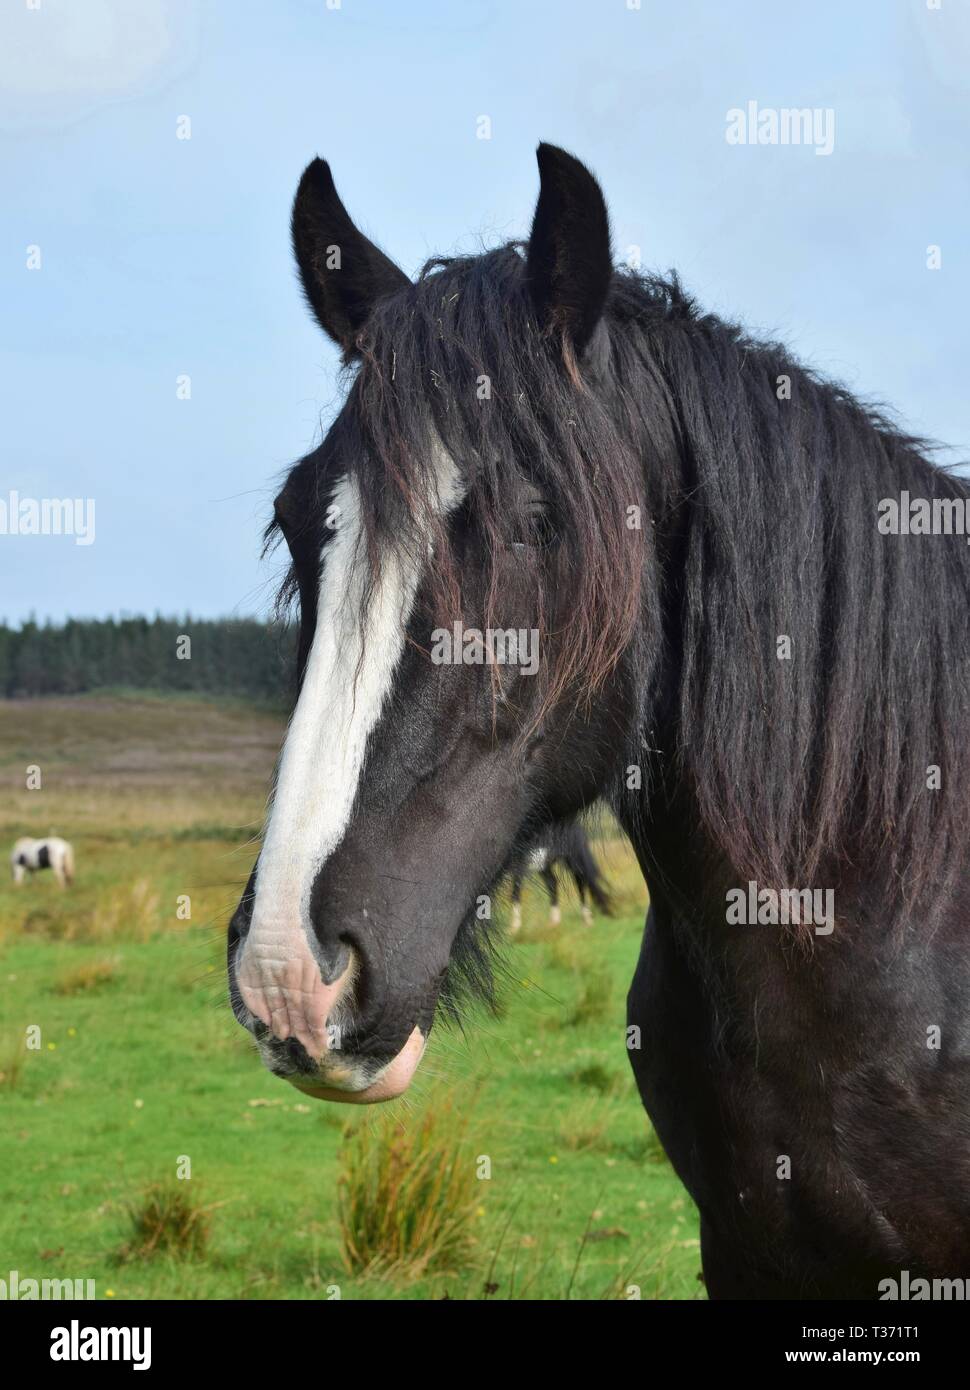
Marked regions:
[526,143,613,356]
[291,158,410,353]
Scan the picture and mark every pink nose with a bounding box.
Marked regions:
[235,930,354,1061]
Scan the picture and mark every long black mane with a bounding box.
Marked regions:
[616,270,970,917]
[272,244,970,923]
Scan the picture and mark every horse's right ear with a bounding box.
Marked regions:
[291,158,410,354]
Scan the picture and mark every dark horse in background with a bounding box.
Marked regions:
[506,821,612,931]
[228,143,970,1298]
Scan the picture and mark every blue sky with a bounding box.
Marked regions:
[2,0,968,624]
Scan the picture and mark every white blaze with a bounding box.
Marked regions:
[236,456,461,1061]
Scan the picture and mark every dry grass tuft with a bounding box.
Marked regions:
[119,1183,212,1262]
[89,879,160,942]
[0,1035,28,1091]
[338,1097,479,1278]
[52,956,120,995]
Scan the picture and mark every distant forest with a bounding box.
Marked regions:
[0,617,297,702]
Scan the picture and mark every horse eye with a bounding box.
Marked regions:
[511,507,555,551]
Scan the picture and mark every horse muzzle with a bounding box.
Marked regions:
[227,900,428,1103]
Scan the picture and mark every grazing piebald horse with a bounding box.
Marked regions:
[507,822,612,931]
[229,145,970,1298]
[11,837,75,888]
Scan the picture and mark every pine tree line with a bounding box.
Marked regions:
[0,617,296,701]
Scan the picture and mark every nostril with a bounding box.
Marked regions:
[315,939,351,986]
[228,905,252,950]
[228,867,258,950]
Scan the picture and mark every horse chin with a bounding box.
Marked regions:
[288,1026,427,1105]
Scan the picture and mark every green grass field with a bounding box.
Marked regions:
[0,694,702,1300]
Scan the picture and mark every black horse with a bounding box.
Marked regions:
[506,822,612,931]
[228,143,970,1297]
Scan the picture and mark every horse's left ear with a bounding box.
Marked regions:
[526,143,613,356]
[291,157,410,354]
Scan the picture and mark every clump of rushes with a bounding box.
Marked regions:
[52,957,119,995]
[91,878,160,942]
[339,1098,478,1277]
[571,1060,624,1095]
[120,1183,211,1261]
[563,965,613,1028]
[0,1035,27,1091]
